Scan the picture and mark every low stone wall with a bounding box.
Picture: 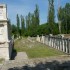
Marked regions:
[36,35,70,54]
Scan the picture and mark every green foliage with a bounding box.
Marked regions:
[58,3,70,34]
[25,4,40,36]
[11,3,70,37]
[34,4,40,26]
[0,59,4,63]
[21,15,25,36]
[53,23,59,35]
[11,24,17,38]
[8,19,12,36]
[16,14,20,36]
[47,0,55,34]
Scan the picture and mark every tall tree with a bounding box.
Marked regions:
[25,4,40,36]
[11,24,17,37]
[47,0,55,34]
[8,19,12,37]
[26,12,31,30]
[57,3,70,34]
[21,15,25,36]
[34,4,40,27]
[58,7,64,33]
[28,12,31,29]
[64,3,70,33]
[31,14,35,28]
[16,14,20,36]
[26,16,28,30]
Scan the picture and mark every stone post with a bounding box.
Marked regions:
[41,35,45,44]
[55,39,57,49]
[57,39,59,50]
[57,38,59,50]
[46,37,48,45]
[65,39,68,53]
[54,38,56,48]
[68,39,70,54]
[58,38,60,50]
[60,39,62,51]
[62,39,65,52]
[52,38,54,48]
[51,38,53,47]
[48,37,51,46]
[36,35,40,42]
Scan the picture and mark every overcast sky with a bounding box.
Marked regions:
[0,0,70,24]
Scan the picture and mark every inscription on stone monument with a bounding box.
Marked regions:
[0,6,4,19]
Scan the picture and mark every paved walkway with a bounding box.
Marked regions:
[1,55,70,70]
[0,52,29,70]
[15,52,28,60]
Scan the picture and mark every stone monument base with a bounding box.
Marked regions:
[0,41,12,60]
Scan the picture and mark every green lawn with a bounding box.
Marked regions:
[14,38,66,58]
[0,59,4,63]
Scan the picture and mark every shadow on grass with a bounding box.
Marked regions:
[11,42,17,60]
[8,60,70,70]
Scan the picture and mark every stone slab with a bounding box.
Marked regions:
[15,52,28,60]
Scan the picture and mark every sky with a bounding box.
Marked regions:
[0,0,70,24]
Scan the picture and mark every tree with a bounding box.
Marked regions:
[25,4,40,36]
[16,14,20,37]
[8,19,12,36]
[47,0,55,34]
[26,12,31,30]
[26,16,28,30]
[34,4,40,27]
[11,24,17,38]
[31,14,35,28]
[21,15,25,36]
[58,7,62,34]
[65,3,70,33]
[57,3,70,34]
[28,12,32,29]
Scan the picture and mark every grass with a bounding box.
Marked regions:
[14,38,66,58]
[0,59,4,63]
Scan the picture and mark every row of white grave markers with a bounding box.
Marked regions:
[36,35,70,54]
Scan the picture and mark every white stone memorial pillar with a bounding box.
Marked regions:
[65,39,68,53]
[55,38,57,49]
[46,37,48,45]
[53,38,55,48]
[56,38,58,50]
[49,37,51,47]
[69,39,70,54]
[54,38,56,48]
[36,35,40,42]
[60,40,62,51]
[57,38,59,50]
[63,39,65,52]
[41,35,45,44]
[52,38,54,47]
[0,4,12,60]
[47,36,49,45]
[51,37,53,47]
